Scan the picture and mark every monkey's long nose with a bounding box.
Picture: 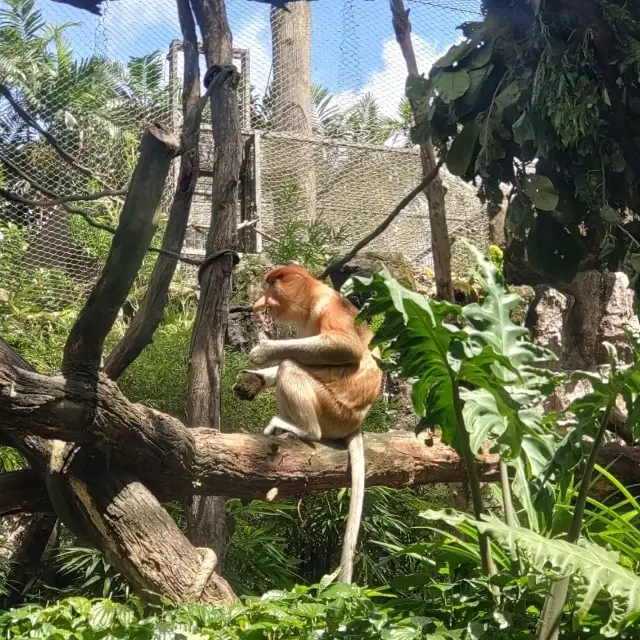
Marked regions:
[252,295,268,312]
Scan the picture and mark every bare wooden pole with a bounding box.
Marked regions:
[390,0,466,510]
[390,0,454,303]
[186,0,242,563]
[63,123,181,378]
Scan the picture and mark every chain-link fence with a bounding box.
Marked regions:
[0,0,489,310]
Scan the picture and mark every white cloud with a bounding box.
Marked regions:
[233,14,272,99]
[333,33,449,119]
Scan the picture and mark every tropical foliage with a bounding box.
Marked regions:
[408,0,640,292]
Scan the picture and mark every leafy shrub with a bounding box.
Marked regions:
[0,583,437,639]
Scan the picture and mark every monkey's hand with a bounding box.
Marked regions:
[249,340,280,366]
[232,371,265,401]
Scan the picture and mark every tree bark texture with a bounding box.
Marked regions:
[270,3,316,220]
[104,0,203,381]
[186,0,243,562]
[2,513,58,606]
[46,449,237,604]
[0,339,236,604]
[3,342,640,513]
[0,109,238,603]
[63,123,181,378]
[390,0,453,303]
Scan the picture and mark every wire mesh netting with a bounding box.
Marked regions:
[0,0,489,311]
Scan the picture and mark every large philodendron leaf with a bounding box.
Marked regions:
[421,510,640,633]
[462,243,560,396]
[347,269,466,446]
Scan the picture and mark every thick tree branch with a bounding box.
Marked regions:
[62,123,181,377]
[104,0,204,381]
[0,337,236,604]
[0,469,50,516]
[390,0,453,302]
[3,431,640,517]
[0,186,126,206]
[320,157,444,281]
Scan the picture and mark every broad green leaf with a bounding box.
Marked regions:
[600,204,622,224]
[446,120,481,176]
[523,175,559,211]
[473,514,640,630]
[512,112,535,145]
[88,600,115,632]
[405,74,434,105]
[493,82,520,114]
[433,26,486,68]
[435,70,470,102]
[461,387,507,453]
[381,627,420,640]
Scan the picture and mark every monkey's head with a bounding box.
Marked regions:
[253,265,316,325]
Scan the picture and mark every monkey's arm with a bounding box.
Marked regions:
[250,335,362,367]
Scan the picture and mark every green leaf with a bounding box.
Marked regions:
[435,70,471,102]
[381,628,420,640]
[473,514,640,630]
[446,120,481,176]
[600,204,622,224]
[88,600,115,632]
[406,74,434,105]
[461,388,507,454]
[512,112,535,146]
[493,82,520,114]
[523,175,559,211]
[433,26,486,68]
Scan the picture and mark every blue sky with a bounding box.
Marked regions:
[33,0,481,116]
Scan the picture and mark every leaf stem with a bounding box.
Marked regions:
[450,376,497,577]
[499,460,521,576]
[536,398,615,640]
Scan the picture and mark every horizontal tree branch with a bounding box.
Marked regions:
[3,430,640,517]
[0,186,126,207]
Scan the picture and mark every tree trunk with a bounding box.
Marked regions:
[269,2,316,221]
[185,0,243,566]
[390,0,462,508]
[2,514,58,606]
[389,0,453,302]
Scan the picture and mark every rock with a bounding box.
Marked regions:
[327,251,418,293]
[530,271,639,370]
[531,287,569,366]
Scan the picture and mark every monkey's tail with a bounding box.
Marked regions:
[337,430,365,584]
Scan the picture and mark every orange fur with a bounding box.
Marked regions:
[252,265,382,430]
[235,265,382,583]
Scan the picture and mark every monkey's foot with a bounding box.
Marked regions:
[233,371,263,400]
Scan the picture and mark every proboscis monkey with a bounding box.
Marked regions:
[232,265,382,583]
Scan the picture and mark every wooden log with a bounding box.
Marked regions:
[48,448,237,604]
[0,469,49,516]
[104,1,203,381]
[63,123,181,377]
